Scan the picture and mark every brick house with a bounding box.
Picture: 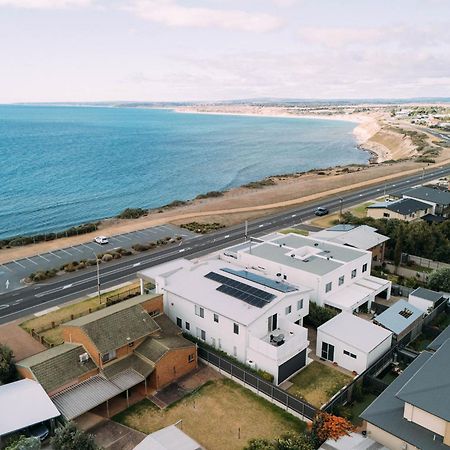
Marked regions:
[17,294,197,420]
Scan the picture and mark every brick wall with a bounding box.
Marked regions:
[141,295,163,316]
[62,326,101,367]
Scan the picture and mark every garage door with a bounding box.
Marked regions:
[278,349,307,384]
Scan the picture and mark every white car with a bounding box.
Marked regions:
[94,236,109,245]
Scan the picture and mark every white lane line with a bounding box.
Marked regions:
[133,262,141,267]
[13,299,23,305]
[38,254,50,262]
[258,224,264,228]
[0,304,10,310]
[63,284,73,290]
[69,247,83,254]
[224,235,230,239]
[81,243,95,250]
[26,258,39,266]
[13,260,26,269]
[50,252,62,259]
[179,249,186,253]
[1,265,13,272]
[119,235,132,241]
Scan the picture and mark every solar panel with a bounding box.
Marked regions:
[205,271,276,308]
[221,268,298,293]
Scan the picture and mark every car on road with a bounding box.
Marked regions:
[94,236,109,245]
[314,207,329,216]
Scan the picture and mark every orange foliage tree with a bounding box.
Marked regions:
[312,412,354,445]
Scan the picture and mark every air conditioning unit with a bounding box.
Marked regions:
[79,352,89,363]
[247,360,256,369]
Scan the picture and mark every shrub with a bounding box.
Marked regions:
[117,208,147,219]
[196,190,224,199]
[0,344,17,384]
[242,178,276,189]
[132,243,149,252]
[304,302,338,328]
[102,254,113,262]
[257,370,274,383]
[164,199,187,208]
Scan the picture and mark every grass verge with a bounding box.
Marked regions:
[279,228,309,236]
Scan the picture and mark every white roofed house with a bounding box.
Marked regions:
[221,233,391,314]
[139,258,312,385]
[408,287,447,314]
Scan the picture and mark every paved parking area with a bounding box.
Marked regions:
[0,224,195,295]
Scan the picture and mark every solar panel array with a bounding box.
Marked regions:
[205,271,276,308]
[221,267,298,293]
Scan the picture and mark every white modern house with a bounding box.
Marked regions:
[138,258,311,385]
[222,233,391,313]
[316,313,393,374]
[408,287,446,314]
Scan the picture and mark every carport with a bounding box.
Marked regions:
[0,379,60,445]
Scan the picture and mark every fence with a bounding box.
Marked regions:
[405,254,450,271]
[197,346,318,422]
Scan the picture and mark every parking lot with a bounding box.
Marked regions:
[0,224,196,295]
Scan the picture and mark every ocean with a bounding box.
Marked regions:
[0,105,368,239]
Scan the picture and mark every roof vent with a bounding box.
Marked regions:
[79,353,89,363]
[290,254,295,258]
[314,243,319,247]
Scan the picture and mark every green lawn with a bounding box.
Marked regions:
[279,228,309,236]
[287,361,352,408]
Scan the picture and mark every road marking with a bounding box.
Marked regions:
[5,279,10,290]
[133,262,141,267]
[13,260,26,269]
[27,258,39,265]
[179,249,185,253]
[0,304,9,310]
[38,254,50,262]
[1,264,13,272]
[224,235,230,239]
[13,299,23,305]
[50,252,62,259]
[291,214,296,217]
[258,224,264,228]
[69,247,83,254]
[62,284,73,289]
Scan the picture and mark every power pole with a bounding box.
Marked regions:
[244,220,248,240]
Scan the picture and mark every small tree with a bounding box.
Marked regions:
[51,422,100,450]
[0,344,17,384]
[311,412,354,446]
[5,435,41,450]
[304,303,338,329]
[428,267,450,292]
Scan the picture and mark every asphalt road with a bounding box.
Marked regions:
[1,164,450,324]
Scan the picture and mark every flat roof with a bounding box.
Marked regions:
[134,425,202,450]
[318,313,392,353]
[410,287,443,303]
[145,258,310,326]
[361,352,446,450]
[373,300,423,335]
[0,379,60,436]
[396,339,450,421]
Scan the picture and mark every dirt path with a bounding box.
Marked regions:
[0,321,45,360]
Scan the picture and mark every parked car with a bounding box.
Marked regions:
[314,207,329,216]
[28,422,49,441]
[94,236,109,245]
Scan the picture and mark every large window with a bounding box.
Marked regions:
[195,305,204,318]
[268,313,278,332]
[325,282,332,293]
[196,327,206,341]
[338,275,345,286]
[321,342,334,362]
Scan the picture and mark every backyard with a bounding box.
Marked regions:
[113,379,305,450]
[286,361,352,408]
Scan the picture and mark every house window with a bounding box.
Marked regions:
[351,269,357,279]
[101,349,117,363]
[214,313,219,323]
[195,305,204,318]
[188,354,195,363]
[325,282,332,293]
[339,275,345,286]
[297,299,303,310]
[285,305,292,315]
[233,323,239,334]
[321,342,334,362]
[343,350,357,359]
[176,317,182,328]
[362,263,368,273]
[196,327,206,341]
[185,321,190,331]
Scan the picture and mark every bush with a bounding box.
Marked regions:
[164,199,187,208]
[51,422,99,450]
[304,302,338,328]
[0,344,17,384]
[132,243,150,252]
[428,268,450,292]
[4,435,40,450]
[180,222,225,234]
[102,254,113,262]
[117,208,147,219]
[196,190,224,199]
[242,178,276,189]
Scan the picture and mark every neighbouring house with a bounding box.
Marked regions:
[17,294,197,421]
[373,299,423,342]
[134,424,202,450]
[220,232,391,313]
[427,325,450,352]
[316,313,392,374]
[319,432,389,449]
[366,198,431,221]
[312,224,390,263]
[360,338,450,449]
[0,379,61,446]
[138,258,311,385]
[399,186,450,217]
[408,287,447,314]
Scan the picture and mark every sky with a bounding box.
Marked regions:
[0,0,449,102]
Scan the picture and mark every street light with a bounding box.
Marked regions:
[92,251,101,303]
[339,197,343,218]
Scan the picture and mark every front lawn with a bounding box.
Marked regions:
[113,379,305,450]
[287,361,352,408]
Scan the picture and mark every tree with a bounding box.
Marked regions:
[428,268,450,292]
[51,423,100,450]
[304,302,338,329]
[311,412,354,446]
[4,435,41,450]
[0,344,17,384]
[245,433,314,450]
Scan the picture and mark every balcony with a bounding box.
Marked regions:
[248,319,308,364]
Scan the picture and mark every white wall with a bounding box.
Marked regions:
[366,423,420,450]
[404,403,447,437]
[366,335,392,367]
[408,295,433,313]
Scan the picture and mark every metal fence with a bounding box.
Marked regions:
[197,346,318,421]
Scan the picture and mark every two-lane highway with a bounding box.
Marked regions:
[1,164,449,324]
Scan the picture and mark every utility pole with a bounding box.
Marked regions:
[244,220,248,240]
[422,167,425,184]
[92,251,101,303]
[339,197,343,218]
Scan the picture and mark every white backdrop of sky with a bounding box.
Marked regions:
[0,0,449,102]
